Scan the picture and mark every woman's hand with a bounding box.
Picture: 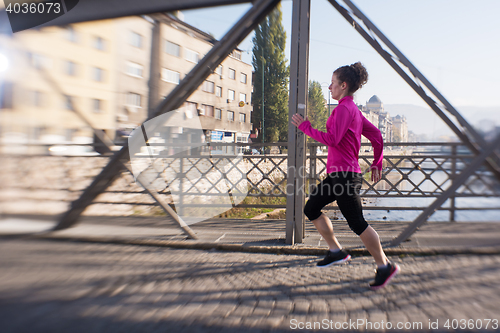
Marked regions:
[371,168,382,183]
[291,114,308,128]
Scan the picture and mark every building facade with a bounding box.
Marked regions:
[0,13,253,153]
[392,114,408,142]
[361,95,409,144]
[152,14,253,151]
[362,95,393,143]
[0,20,122,148]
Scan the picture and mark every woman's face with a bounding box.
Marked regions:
[329,73,346,101]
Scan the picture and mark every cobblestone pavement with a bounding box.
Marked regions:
[1,239,500,332]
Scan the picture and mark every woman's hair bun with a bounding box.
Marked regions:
[349,62,368,91]
[334,62,368,94]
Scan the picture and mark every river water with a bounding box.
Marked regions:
[358,168,500,222]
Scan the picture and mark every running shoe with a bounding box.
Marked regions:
[317,249,351,267]
[369,262,400,290]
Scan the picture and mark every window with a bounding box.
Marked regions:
[230,50,241,60]
[0,82,13,109]
[227,111,234,121]
[29,53,42,69]
[215,65,222,76]
[215,108,222,119]
[239,93,246,103]
[63,95,74,111]
[64,60,77,76]
[228,68,235,80]
[236,135,247,154]
[216,86,222,97]
[184,101,197,119]
[92,67,105,82]
[92,99,103,113]
[33,127,45,141]
[93,36,106,51]
[202,80,214,93]
[161,68,180,84]
[127,93,141,108]
[130,31,142,48]
[240,73,247,84]
[126,62,143,78]
[65,129,76,142]
[28,53,51,69]
[66,26,78,43]
[239,113,246,123]
[228,89,235,100]
[236,135,248,143]
[200,104,214,117]
[31,90,43,107]
[165,40,180,57]
[185,48,199,63]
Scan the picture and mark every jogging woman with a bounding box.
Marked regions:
[291,62,400,290]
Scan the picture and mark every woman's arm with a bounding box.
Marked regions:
[361,117,384,181]
[292,106,353,147]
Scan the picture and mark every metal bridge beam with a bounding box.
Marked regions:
[390,133,500,246]
[54,0,280,230]
[286,0,310,244]
[38,68,197,238]
[328,0,500,180]
[327,0,500,244]
[0,0,255,34]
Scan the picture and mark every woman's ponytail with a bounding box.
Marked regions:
[334,62,368,94]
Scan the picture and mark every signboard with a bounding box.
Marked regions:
[238,101,245,107]
[211,130,223,141]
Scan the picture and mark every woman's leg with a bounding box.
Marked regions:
[336,173,387,266]
[304,175,340,251]
[336,173,399,288]
[359,226,387,267]
[311,213,342,251]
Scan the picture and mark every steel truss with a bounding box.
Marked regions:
[38,67,197,238]
[322,0,500,246]
[328,0,500,179]
[8,0,493,246]
[54,0,280,230]
[286,0,310,244]
[0,0,255,34]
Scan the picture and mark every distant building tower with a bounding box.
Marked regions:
[392,115,408,142]
[366,95,383,113]
[362,95,392,142]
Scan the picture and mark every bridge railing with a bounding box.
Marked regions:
[1,141,499,221]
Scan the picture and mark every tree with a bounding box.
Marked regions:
[252,5,289,143]
[307,81,328,142]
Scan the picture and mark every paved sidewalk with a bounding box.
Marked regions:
[1,239,499,332]
[1,215,500,255]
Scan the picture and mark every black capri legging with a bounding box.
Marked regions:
[304,171,369,235]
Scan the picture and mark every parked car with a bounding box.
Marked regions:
[48,145,100,156]
[244,148,260,155]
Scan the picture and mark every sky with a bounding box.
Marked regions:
[182,0,500,111]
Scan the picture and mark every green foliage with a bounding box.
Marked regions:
[307,81,328,142]
[252,5,290,143]
[217,194,287,219]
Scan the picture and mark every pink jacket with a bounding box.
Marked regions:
[298,95,383,174]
